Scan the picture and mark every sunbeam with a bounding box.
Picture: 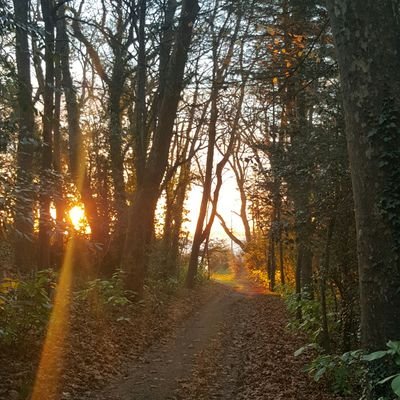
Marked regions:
[31,237,75,400]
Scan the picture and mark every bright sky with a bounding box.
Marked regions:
[184,174,246,240]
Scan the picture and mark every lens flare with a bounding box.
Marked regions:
[31,237,75,400]
[32,120,90,399]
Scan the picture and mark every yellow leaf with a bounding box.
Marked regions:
[272,77,278,85]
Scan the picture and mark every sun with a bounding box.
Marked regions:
[69,205,91,233]
[49,203,91,234]
[69,205,84,227]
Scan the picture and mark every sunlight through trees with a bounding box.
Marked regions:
[1,0,399,398]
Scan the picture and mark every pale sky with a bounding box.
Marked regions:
[184,174,246,240]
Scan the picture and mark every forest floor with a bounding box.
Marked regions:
[1,269,352,400]
[97,269,348,400]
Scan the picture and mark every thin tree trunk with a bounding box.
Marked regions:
[58,5,103,243]
[186,12,243,287]
[52,20,65,266]
[268,234,276,291]
[185,83,218,287]
[277,205,285,285]
[320,217,335,352]
[38,0,55,269]
[168,163,190,276]
[295,246,303,321]
[108,45,127,238]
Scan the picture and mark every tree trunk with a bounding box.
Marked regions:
[277,205,285,285]
[108,50,127,237]
[295,246,303,321]
[52,21,65,267]
[168,163,190,276]
[320,217,335,352]
[13,0,36,272]
[326,0,400,350]
[122,0,199,296]
[58,5,103,243]
[134,0,148,184]
[185,82,218,287]
[38,0,55,269]
[268,234,276,291]
[186,11,243,287]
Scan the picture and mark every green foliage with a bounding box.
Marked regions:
[368,96,400,253]
[294,341,400,399]
[307,350,364,395]
[284,287,323,342]
[0,270,56,347]
[284,282,364,396]
[295,344,364,395]
[206,239,231,273]
[194,263,211,285]
[75,270,135,315]
[363,341,400,399]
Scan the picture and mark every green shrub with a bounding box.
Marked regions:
[0,270,56,347]
[295,341,400,399]
[75,270,135,315]
[295,345,364,395]
[283,287,323,342]
[363,341,400,399]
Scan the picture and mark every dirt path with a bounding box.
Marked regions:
[99,286,237,399]
[98,271,344,400]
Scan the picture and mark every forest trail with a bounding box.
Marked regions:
[98,270,342,400]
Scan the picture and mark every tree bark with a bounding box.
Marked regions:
[38,0,55,269]
[52,18,65,266]
[268,233,276,291]
[13,0,36,271]
[71,9,127,244]
[326,0,400,350]
[320,217,334,352]
[122,0,200,296]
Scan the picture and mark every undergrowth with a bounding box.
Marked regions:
[0,269,56,348]
[280,285,400,399]
[0,265,196,349]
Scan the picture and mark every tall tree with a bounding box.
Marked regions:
[58,3,103,243]
[327,0,400,349]
[186,2,243,287]
[71,0,133,245]
[38,0,56,268]
[13,0,36,271]
[325,1,400,351]
[122,0,200,295]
